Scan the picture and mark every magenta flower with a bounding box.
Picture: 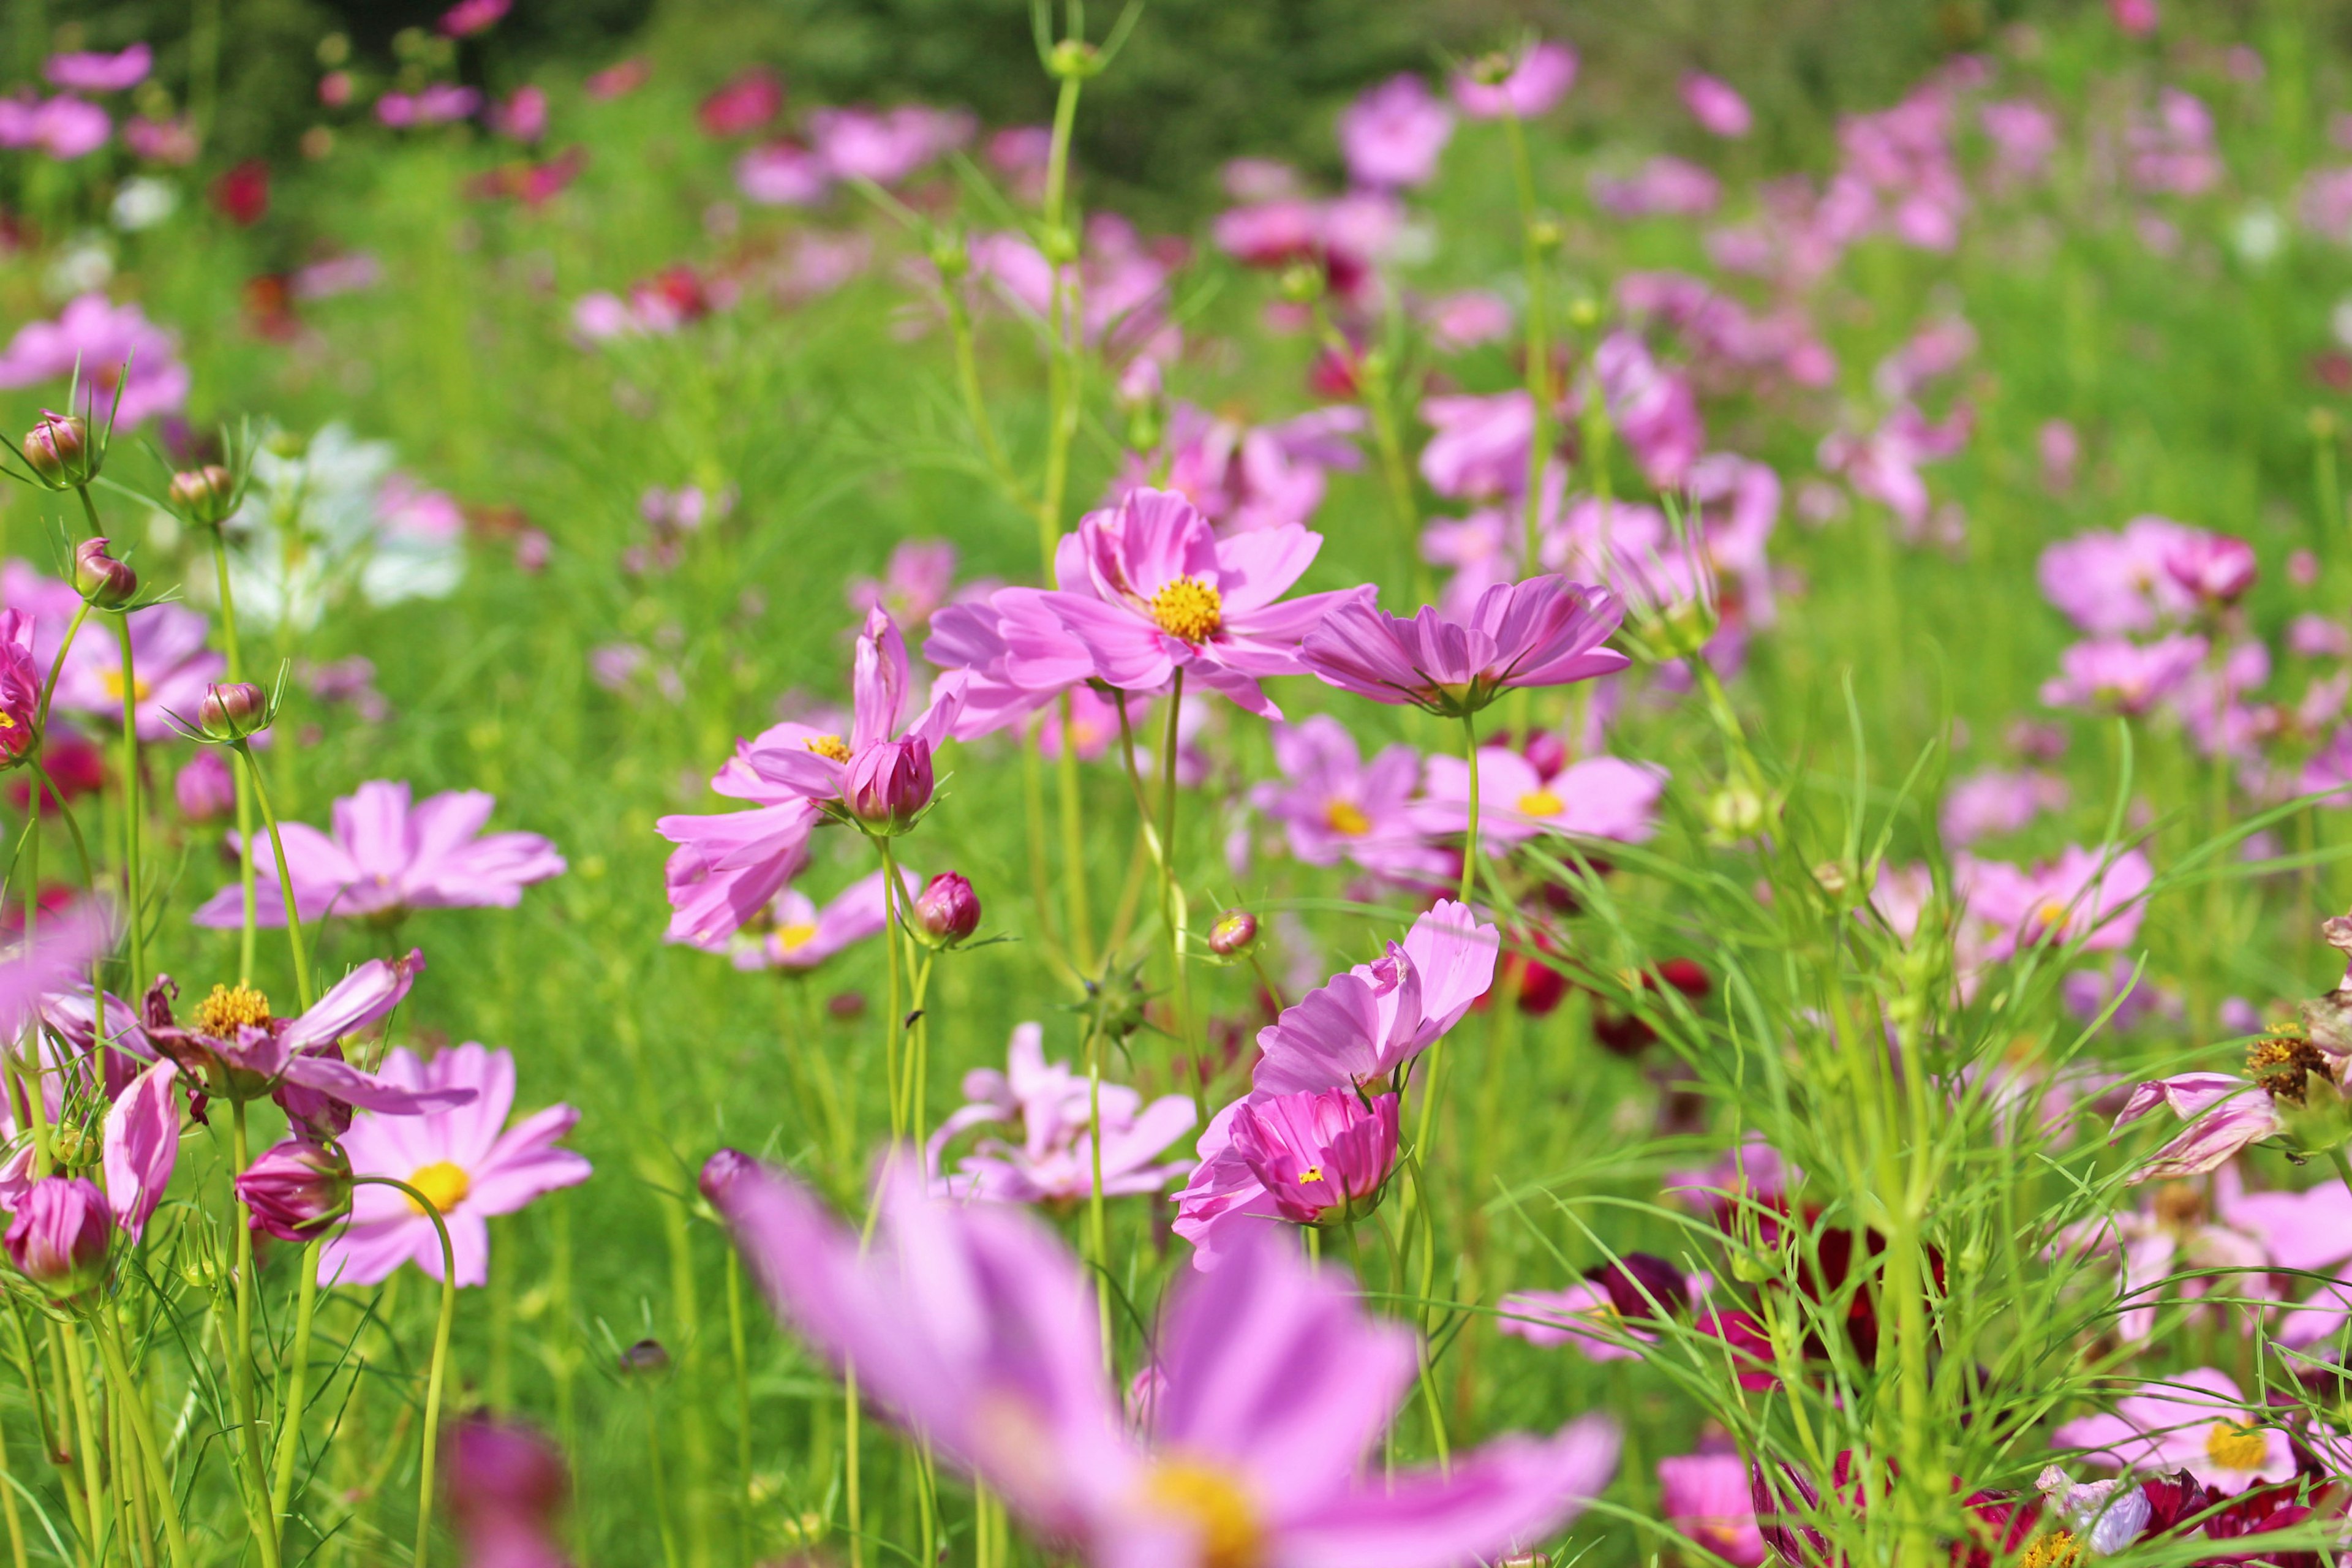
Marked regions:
[1338,74,1454,189]
[1958,845,2154,962]
[1251,717,1443,878]
[926,1023,1197,1204]
[1815,403,1970,533]
[322,1043,590,1287]
[1423,290,1514,352]
[50,600,223,739]
[2040,635,2207,716]
[1251,900,1499,1096]
[1172,1089,1401,1261]
[1416,745,1667,851]
[44,45,151,94]
[2037,516,2206,635]
[1452,42,1577,119]
[194,780,563,929]
[2165,532,2258,605]
[1300,575,1627,718]
[450,1422,573,1568]
[1419,391,1534,500]
[1938,767,2069,847]
[809,105,972,184]
[0,611,37,767]
[1681,73,1752,138]
[1660,1449,1767,1566]
[6,1178,111,1298]
[101,1060,179,1240]
[729,867,915,971]
[1019,488,1364,720]
[1498,1254,1705,1360]
[2052,1369,2295,1493]
[706,1152,1621,1568]
[1115,404,1365,537]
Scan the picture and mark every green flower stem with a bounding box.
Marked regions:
[843,1366,863,1568]
[110,611,142,1000]
[225,1102,283,1568]
[1457,715,1482,907]
[350,1178,458,1568]
[907,951,936,1158]
[34,600,92,733]
[1501,107,1553,573]
[266,1248,320,1544]
[230,741,314,1010]
[878,839,907,1142]
[55,1328,105,1568]
[93,1311,187,1568]
[209,532,260,984]
[1055,701,1095,975]
[1084,1010,1112,1374]
[0,1401,28,1568]
[725,1249,754,1568]
[1158,671,1189,1030]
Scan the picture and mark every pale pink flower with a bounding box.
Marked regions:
[1659,1449,1767,1565]
[1939,767,2068,846]
[808,105,973,185]
[1681,74,1751,138]
[927,1023,1196,1204]
[731,867,916,971]
[1452,42,1577,119]
[1250,900,1498,1097]
[2052,1369,2295,1492]
[1422,290,1513,352]
[2038,516,2206,633]
[1251,717,1442,878]
[1115,404,1364,535]
[2040,635,2206,715]
[1299,575,1627,718]
[44,45,151,94]
[1592,331,1705,488]
[1338,74,1453,189]
[51,601,224,741]
[1958,845,2154,962]
[1591,157,1721,219]
[1415,745,1667,852]
[0,293,190,427]
[1419,391,1535,500]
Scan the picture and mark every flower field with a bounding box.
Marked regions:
[4,4,2352,1567]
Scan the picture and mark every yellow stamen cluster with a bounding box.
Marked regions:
[1517,789,1564,817]
[2205,1421,2271,1472]
[405,1160,473,1216]
[192,982,273,1035]
[2151,1182,2205,1229]
[2247,1034,2328,1104]
[98,669,152,704]
[805,734,852,763]
[1324,800,1371,836]
[1297,1167,1325,1185]
[1140,1462,1262,1568]
[775,922,820,952]
[2019,1531,2081,1568]
[1147,576,1224,643]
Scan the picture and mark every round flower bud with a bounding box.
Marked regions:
[72,538,137,609]
[198,681,271,740]
[233,1138,353,1243]
[619,1338,671,1376]
[22,413,91,488]
[5,1177,112,1300]
[911,872,980,948]
[168,465,238,527]
[843,737,933,835]
[1207,909,1259,959]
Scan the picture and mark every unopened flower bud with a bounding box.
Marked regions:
[1047,38,1098,80]
[22,412,90,488]
[1811,860,1852,900]
[198,682,271,739]
[168,464,238,527]
[843,738,933,834]
[1703,783,1766,842]
[5,1177,111,1300]
[234,1139,352,1242]
[911,872,979,948]
[1566,296,1602,328]
[72,538,137,609]
[1207,908,1259,958]
[619,1338,671,1376]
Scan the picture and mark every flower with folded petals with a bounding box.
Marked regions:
[100,1060,179,1240]
[2040,635,2206,716]
[1416,744,1667,851]
[1251,717,1443,878]
[322,1043,590,1287]
[728,867,915,970]
[1173,1088,1400,1261]
[1338,74,1454,189]
[926,1023,1196,1205]
[6,1178,111,1299]
[141,952,471,1134]
[1250,900,1498,1096]
[1681,73,1752,138]
[2165,532,2259,606]
[1452,42,1577,119]
[1299,575,1627,718]
[2037,516,2207,635]
[2052,1368,2296,1493]
[236,1138,352,1242]
[2111,1071,2293,1180]
[1419,391,1534,500]
[193,780,564,929]
[1660,1449,1768,1566]
[0,612,39,767]
[1022,488,1364,720]
[1499,1253,1706,1360]
[705,1152,1621,1568]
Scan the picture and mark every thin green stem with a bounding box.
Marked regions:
[1158,671,1189,1051]
[1457,716,1482,906]
[57,1329,105,1568]
[232,742,314,1009]
[109,612,141,1000]
[93,1313,187,1568]
[225,1103,282,1568]
[350,1178,457,1568]
[726,1250,754,1568]
[878,839,907,1142]
[1084,1012,1112,1374]
[267,1248,320,1543]
[209,533,260,983]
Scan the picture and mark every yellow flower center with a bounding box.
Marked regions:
[1298,1167,1324,1184]
[1147,576,1223,643]
[2034,899,2069,929]
[1324,800,1371,836]
[0,713,15,730]
[1139,1462,1262,1568]
[192,982,273,1035]
[98,669,152,704]
[2205,1421,2270,1472]
[1517,789,1564,816]
[2019,1531,2081,1568]
[805,734,851,763]
[405,1161,472,1216]
[775,922,820,952]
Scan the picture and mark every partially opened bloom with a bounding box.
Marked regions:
[705,1152,1621,1568]
[1252,900,1498,1096]
[1172,1090,1401,1261]
[1417,745,1667,850]
[1452,42,1577,119]
[7,1178,111,1298]
[322,1043,590,1287]
[194,780,564,929]
[927,1023,1196,1204]
[0,611,39,766]
[1300,575,1627,718]
[2051,1369,2296,1493]
[1251,717,1442,878]
[730,867,915,970]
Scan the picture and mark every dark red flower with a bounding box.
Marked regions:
[696,67,783,138]
[211,160,270,226]
[1593,957,1711,1054]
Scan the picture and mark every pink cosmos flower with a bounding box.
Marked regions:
[323,1043,590,1287]
[1659,1449,1768,1566]
[706,1152,1622,1566]
[846,540,982,632]
[1981,100,2059,184]
[0,96,110,159]
[1337,74,1454,189]
[1591,157,1722,219]
[696,67,783,138]
[1591,331,1705,488]
[730,867,914,971]
[2222,1177,2352,1346]
[809,105,972,184]
[1499,1254,1706,1360]
[2127,89,2222,197]
[2040,635,2206,715]
[1251,717,1443,878]
[123,115,197,165]
[1172,1088,1401,1261]
[50,601,224,741]
[193,781,563,929]
[2052,1369,2296,1493]
[100,1060,179,1240]
[1939,767,2069,847]
[491,85,548,142]
[737,141,829,205]
[439,0,512,36]
[1299,575,1627,718]
[449,1421,573,1568]
[1423,290,1513,352]
[1416,745,1667,851]
[1873,317,1977,401]
[928,1023,1197,1204]
[1114,404,1365,535]
[2060,1167,2278,1343]
[1452,42,1577,119]
[44,45,151,94]
[1210,194,1397,307]
[1017,488,1363,720]
[1958,845,2154,962]
[0,293,190,428]
[2038,516,2207,633]
[1419,391,1536,500]
[968,216,1182,359]
[2165,532,2258,605]
[1816,403,1970,533]
[658,608,961,944]
[0,611,38,767]
[1250,900,1498,1097]
[1681,74,1752,138]
[1035,685,1120,762]
[2108,1069,2307,1182]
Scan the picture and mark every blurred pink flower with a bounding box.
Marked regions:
[0,96,110,159]
[2127,89,2221,196]
[1300,575,1626,717]
[1423,290,1513,352]
[449,1422,573,1568]
[123,115,197,164]
[1338,74,1453,189]
[1499,1254,1705,1360]
[1416,745,1667,851]
[325,1043,590,1287]
[1874,316,1976,400]
[1452,42,1577,119]
[0,293,190,427]
[1251,716,1442,878]
[706,1153,1620,1567]
[2040,634,2206,715]
[1115,403,1363,533]
[697,67,783,138]
[585,59,649,100]
[1940,767,2068,847]
[51,601,223,741]
[44,45,150,93]
[2038,516,2206,634]
[2111,0,2159,34]
[1980,100,2059,184]
[1592,331,1705,487]
[377,83,481,127]
[1419,391,1535,500]
[729,867,913,971]
[174,750,235,821]
[1591,156,1721,218]
[927,1022,1196,1204]
[736,141,829,205]
[194,781,562,929]
[1817,403,1970,533]
[491,85,548,142]
[439,0,511,36]
[1681,73,1752,138]
[2052,1369,2294,1493]
[1959,843,2154,962]
[1659,1449,1767,1565]
[809,105,972,184]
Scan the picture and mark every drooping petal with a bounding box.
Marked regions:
[101,1059,178,1238]
[280,952,426,1052]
